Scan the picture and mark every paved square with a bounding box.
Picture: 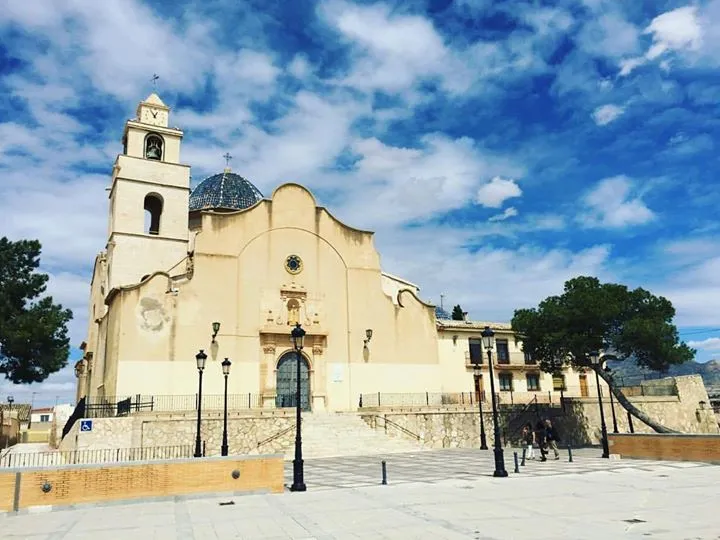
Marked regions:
[2,448,719,539]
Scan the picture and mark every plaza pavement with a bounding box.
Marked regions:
[2,447,719,539]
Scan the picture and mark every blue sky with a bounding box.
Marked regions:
[1,0,720,406]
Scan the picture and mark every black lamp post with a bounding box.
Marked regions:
[194,349,207,458]
[590,351,610,458]
[221,357,232,456]
[473,366,488,450]
[7,395,13,411]
[481,326,507,477]
[290,323,307,492]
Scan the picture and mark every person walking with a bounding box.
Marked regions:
[535,420,547,461]
[544,419,560,460]
[522,423,535,460]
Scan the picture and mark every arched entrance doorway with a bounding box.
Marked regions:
[276,352,311,411]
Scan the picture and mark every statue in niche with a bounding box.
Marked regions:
[287,299,300,326]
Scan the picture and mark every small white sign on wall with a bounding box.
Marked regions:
[332,365,344,382]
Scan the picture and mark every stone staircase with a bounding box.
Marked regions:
[284,412,426,459]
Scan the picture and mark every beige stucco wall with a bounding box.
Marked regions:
[94,183,440,412]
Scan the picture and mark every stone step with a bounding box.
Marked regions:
[282,412,425,459]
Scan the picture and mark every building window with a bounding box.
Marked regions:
[499,373,513,391]
[552,374,566,391]
[468,338,483,365]
[40,414,50,422]
[524,351,535,364]
[496,339,510,364]
[526,373,540,391]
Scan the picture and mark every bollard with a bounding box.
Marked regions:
[381,460,387,485]
[567,443,573,463]
[513,451,519,473]
[521,447,526,466]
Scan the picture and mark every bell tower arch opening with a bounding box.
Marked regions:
[143,193,163,235]
[144,133,164,161]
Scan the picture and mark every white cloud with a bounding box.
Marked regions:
[476,177,522,209]
[317,0,548,99]
[488,207,519,222]
[592,104,625,126]
[687,337,720,351]
[645,6,702,60]
[581,176,655,228]
[619,5,706,76]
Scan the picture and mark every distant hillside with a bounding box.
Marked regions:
[607,358,720,388]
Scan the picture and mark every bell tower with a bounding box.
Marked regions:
[106,93,190,290]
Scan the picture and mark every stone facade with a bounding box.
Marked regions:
[60,411,294,456]
[361,375,719,448]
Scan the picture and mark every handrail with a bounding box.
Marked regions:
[504,395,542,443]
[256,424,295,448]
[367,414,421,441]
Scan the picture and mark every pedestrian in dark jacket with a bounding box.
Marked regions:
[544,419,560,460]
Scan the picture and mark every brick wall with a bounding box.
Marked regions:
[0,454,283,513]
[608,433,720,463]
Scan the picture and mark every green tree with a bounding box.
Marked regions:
[0,237,73,384]
[451,304,464,320]
[511,276,694,433]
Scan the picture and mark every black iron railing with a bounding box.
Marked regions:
[76,393,264,419]
[359,392,486,408]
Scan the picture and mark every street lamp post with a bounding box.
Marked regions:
[473,366,488,450]
[6,396,15,449]
[590,351,610,458]
[290,323,307,492]
[221,358,232,457]
[481,326,507,477]
[194,350,207,458]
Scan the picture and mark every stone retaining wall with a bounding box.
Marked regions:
[60,410,295,456]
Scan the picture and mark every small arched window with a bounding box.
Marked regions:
[145,134,163,161]
[144,193,163,235]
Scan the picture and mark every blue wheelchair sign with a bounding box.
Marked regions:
[79,419,93,432]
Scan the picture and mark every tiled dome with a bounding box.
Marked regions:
[435,306,452,320]
[189,169,263,212]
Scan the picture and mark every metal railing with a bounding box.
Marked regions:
[79,393,264,419]
[0,444,194,468]
[359,392,486,408]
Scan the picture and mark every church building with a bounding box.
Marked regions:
[75,94,587,413]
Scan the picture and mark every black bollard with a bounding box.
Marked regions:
[513,451,519,473]
[521,447,526,466]
[567,443,573,463]
[381,460,387,485]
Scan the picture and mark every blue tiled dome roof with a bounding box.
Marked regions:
[189,169,263,212]
[435,306,451,320]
